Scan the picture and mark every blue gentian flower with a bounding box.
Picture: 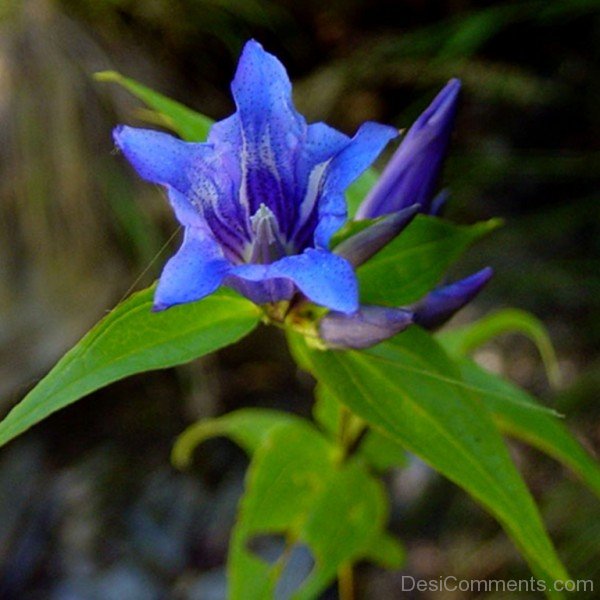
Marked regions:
[356,79,461,219]
[114,40,397,314]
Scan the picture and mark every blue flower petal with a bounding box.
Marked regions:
[303,122,350,164]
[314,121,398,248]
[229,40,307,234]
[290,122,351,249]
[115,125,250,252]
[224,276,295,306]
[166,188,205,228]
[230,248,359,313]
[153,227,231,311]
[114,126,206,194]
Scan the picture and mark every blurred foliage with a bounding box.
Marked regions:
[0,0,598,598]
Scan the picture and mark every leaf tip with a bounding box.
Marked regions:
[93,70,120,83]
[170,442,192,471]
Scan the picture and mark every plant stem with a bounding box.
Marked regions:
[336,409,365,598]
[338,563,355,600]
[337,406,366,462]
[268,534,296,588]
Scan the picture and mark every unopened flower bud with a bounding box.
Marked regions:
[356,79,461,219]
[320,305,413,350]
[334,205,419,267]
[412,267,493,330]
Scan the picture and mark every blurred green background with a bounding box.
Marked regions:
[0,0,598,598]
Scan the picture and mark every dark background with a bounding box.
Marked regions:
[0,0,598,598]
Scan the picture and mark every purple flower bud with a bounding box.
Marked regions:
[356,79,461,219]
[413,267,493,330]
[429,189,449,217]
[320,305,413,350]
[334,204,419,267]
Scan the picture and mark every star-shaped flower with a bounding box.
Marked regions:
[114,40,397,315]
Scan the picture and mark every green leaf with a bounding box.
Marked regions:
[290,328,569,593]
[360,428,408,472]
[363,533,406,569]
[95,70,214,141]
[0,288,261,448]
[228,420,399,600]
[438,308,560,386]
[458,359,600,499]
[292,461,391,600]
[329,217,376,249]
[172,410,404,595]
[346,168,379,218]
[172,408,301,469]
[314,385,406,472]
[357,215,502,306]
[313,384,343,435]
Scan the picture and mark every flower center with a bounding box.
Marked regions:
[247,203,287,264]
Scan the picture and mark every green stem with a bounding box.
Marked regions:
[337,406,367,462]
[334,408,366,599]
[268,535,295,587]
[338,563,355,600]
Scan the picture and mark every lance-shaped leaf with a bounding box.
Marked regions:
[95,70,214,141]
[0,288,261,448]
[438,308,560,386]
[289,328,569,594]
[457,359,600,499]
[435,310,599,496]
[356,215,501,306]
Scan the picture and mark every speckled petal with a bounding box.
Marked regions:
[229,40,306,233]
[314,121,398,248]
[230,248,359,313]
[114,125,207,195]
[154,227,230,311]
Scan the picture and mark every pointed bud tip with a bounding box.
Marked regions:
[151,302,169,313]
[413,266,493,330]
[336,204,420,267]
[429,190,449,216]
[424,79,462,126]
[465,266,494,287]
[112,124,135,151]
[389,203,420,223]
[447,78,462,91]
[355,80,461,219]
